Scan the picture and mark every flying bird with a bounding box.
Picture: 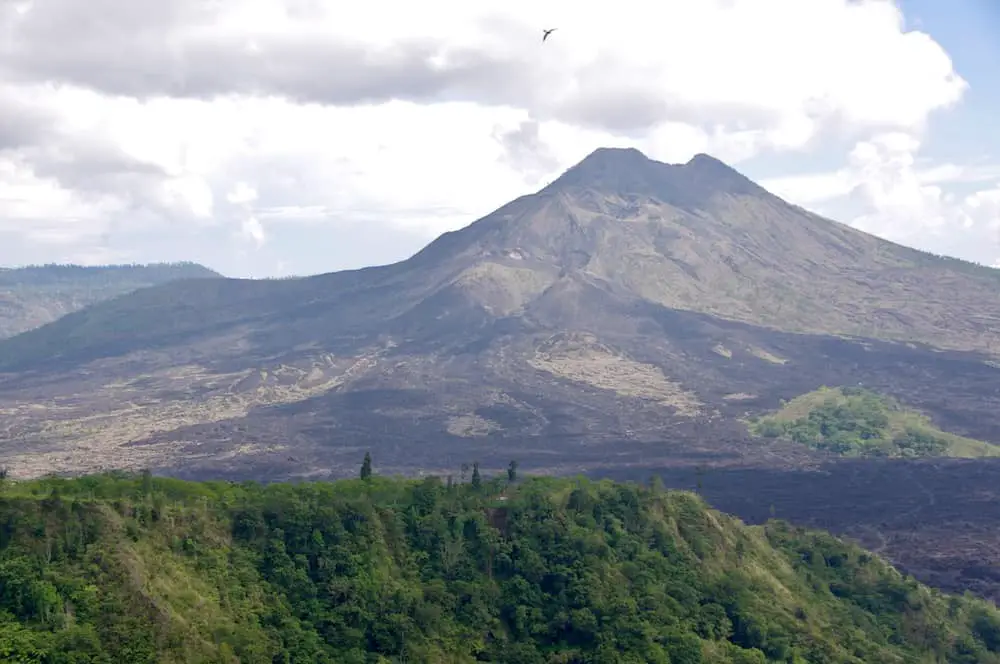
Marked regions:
[542,28,557,42]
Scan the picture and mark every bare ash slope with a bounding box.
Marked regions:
[1,147,999,481]
[456,147,1000,354]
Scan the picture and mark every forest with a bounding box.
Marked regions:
[752,387,973,457]
[1,467,999,663]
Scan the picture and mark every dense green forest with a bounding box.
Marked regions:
[1,469,999,663]
[751,387,1000,458]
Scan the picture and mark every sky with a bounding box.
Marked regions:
[1,0,998,278]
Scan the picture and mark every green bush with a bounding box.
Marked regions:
[756,389,951,458]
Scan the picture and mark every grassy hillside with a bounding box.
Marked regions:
[750,386,1000,458]
[0,472,999,663]
[0,262,221,339]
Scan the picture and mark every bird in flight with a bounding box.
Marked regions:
[542,28,557,42]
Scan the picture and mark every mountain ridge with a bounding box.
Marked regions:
[0,261,223,340]
[8,147,990,367]
[543,147,769,203]
[404,147,1000,356]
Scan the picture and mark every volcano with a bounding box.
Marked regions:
[0,146,998,481]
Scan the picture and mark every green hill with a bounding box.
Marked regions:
[0,472,998,663]
[750,386,1000,458]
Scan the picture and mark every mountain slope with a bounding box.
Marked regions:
[0,262,222,339]
[455,148,1000,353]
[2,473,1000,663]
[3,149,997,368]
[1,147,999,485]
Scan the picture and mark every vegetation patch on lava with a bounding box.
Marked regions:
[750,386,1000,458]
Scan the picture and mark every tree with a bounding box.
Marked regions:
[507,460,518,483]
[460,463,470,482]
[471,462,482,490]
[140,468,153,496]
[360,452,372,481]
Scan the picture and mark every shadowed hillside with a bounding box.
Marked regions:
[0,262,222,339]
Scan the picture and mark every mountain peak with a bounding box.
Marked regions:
[546,146,765,206]
[577,146,651,167]
[686,152,729,169]
[547,147,655,192]
[682,152,765,195]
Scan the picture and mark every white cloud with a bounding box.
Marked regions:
[966,185,1000,254]
[240,215,266,248]
[848,134,973,241]
[763,134,1000,265]
[0,0,986,275]
[227,182,258,205]
[966,186,1000,219]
